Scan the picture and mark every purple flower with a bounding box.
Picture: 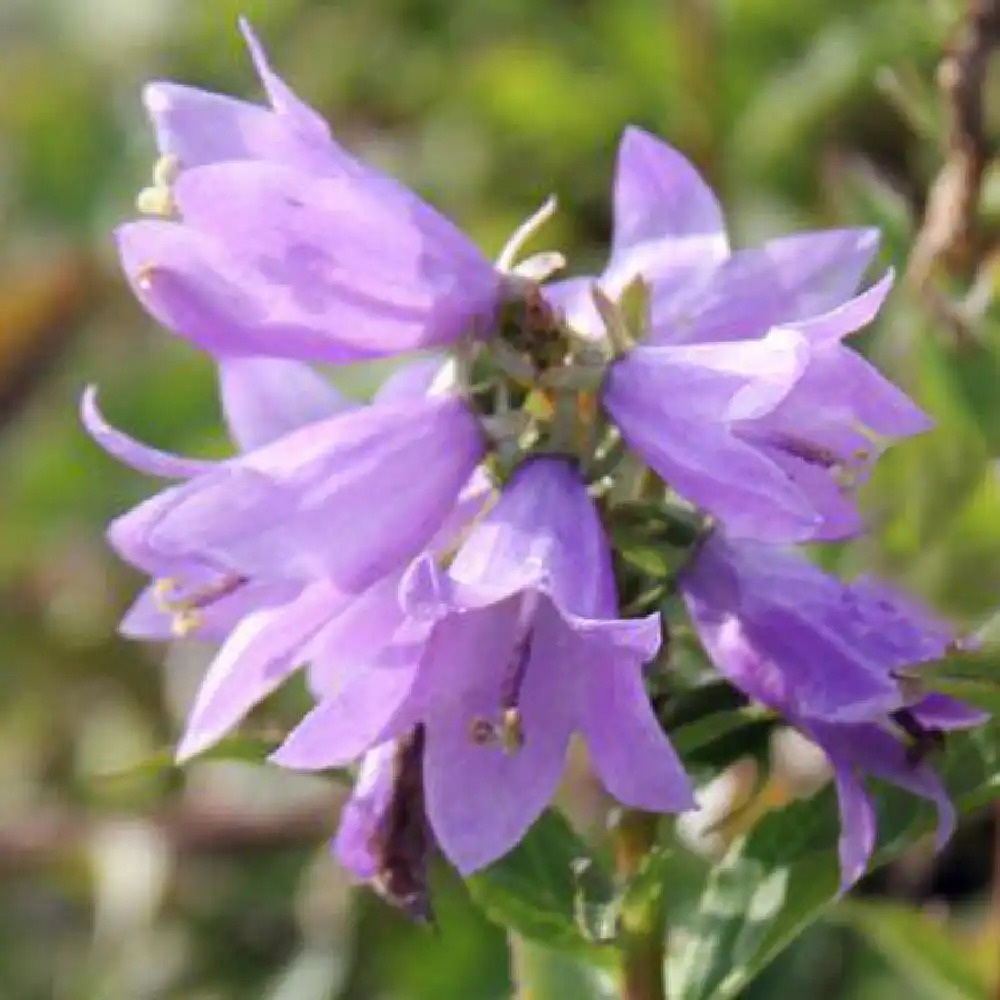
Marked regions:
[679,532,953,724]
[801,693,985,889]
[548,127,927,540]
[679,530,987,887]
[83,357,351,642]
[274,458,694,874]
[106,392,483,594]
[84,358,484,760]
[120,21,504,363]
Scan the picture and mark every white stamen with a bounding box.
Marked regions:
[496,195,559,273]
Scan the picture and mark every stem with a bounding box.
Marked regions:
[613,810,667,1000]
[508,931,534,1000]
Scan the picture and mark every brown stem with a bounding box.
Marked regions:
[613,810,667,1000]
[909,0,1000,290]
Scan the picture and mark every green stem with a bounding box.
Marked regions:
[613,810,668,1000]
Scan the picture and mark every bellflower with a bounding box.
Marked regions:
[275,457,694,874]
[83,356,353,642]
[85,357,485,760]
[119,20,507,363]
[547,126,928,540]
[679,531,987,887]
[679,532,955,724]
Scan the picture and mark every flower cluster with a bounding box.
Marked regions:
[87,20,984,910]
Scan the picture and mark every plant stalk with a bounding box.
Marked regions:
[613,809,667,1000]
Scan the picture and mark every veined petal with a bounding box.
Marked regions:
[606,404,819,542]
[166,160,499,356]
[607,328,810,425]
[373,357,447,404]
[759,228,880,317]
[142,20,351,175]
[117,220,370,361]
[576,614,694,811]
[176,581,340,762]
[784,271,894,345]
[81,386,217,479]
[271,648,422,769]
[142,82,330,174]
[140,395,485,591]
[422,606,575,874]
[218,357,353,451]
[611,126,727,265]
[810,720,956,861]
[828,754,877,890]
[119,576,300,642]
[682,535,937,721]
[647,252,890,350]
[446,458,616,618]
[237,18,341,159]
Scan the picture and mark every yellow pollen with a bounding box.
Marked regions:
[500,708,524,755]
[171,608,203,638]
[523,389,555,422]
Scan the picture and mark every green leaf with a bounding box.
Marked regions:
[667,794,840,1000]
[667,715,1000,1000]
[834,900,991,1000]
[466,809,617,964]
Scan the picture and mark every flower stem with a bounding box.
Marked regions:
[613,809,667,1000]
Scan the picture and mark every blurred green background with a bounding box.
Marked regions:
[3,0,1000,997]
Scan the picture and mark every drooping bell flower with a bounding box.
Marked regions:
[275,457,695,874]
[84,358,484,761]
[679,531,954,724]
[120,20,510,363]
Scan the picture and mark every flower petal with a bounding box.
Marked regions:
[577,615,695,811]
[373,357,446,404]
[611,126,727,265]
[166,160,500,357]
[218,357,352,451]
[332,743,397,880]
[446,458,616,618]
[784,271,894,345]
[141,396,484,591]
[909,694,989,731]
[759,228,880,317]
[81,386,216,479]
[117,219,367,361]
[237,18,342,160]
[422,605,574,874]
[270,647,422,769]
[176,581,339,762]
[828,753,877,890]
[119,576,300,642]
